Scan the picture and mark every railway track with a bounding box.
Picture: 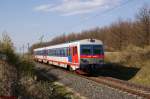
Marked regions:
[88,77,150,99]
[74,71,150,98]
[34,62,150,99]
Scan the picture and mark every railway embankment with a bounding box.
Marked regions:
[0,61,18,97]
[105,45,150,87]
[35,63,148,99]
[0,60,81,99]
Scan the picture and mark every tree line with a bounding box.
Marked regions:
[30,5,150,52]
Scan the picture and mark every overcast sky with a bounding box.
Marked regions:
[0,0,150,51]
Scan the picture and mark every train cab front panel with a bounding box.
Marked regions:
[79,44,104,70]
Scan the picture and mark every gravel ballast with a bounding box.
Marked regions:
[35,63,146,99]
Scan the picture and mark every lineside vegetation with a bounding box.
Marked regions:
[0,33,80,99]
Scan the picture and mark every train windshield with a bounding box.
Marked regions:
[80,45,103,55]
[81,45,91,55]
[93,45,103,55]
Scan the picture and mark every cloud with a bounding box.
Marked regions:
[34,4,53,12]
[34,0,121,16]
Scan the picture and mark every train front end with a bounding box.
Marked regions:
[79,39,104,71]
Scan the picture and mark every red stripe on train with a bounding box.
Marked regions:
[35,57,79,66]
[47,59,79,66]
[80,55,104,58]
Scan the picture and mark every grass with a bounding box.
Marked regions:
[130,61,150,86]
[105,45,150,86]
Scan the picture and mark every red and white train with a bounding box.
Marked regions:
[34,39,104,71]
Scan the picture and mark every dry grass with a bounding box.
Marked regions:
[105,52,121,63]
[130,61,150,87]
[0,60,80,99]
[0,61,17,96]
[105,45,150,86]
[105,45,150,68]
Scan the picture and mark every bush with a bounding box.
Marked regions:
[17,56,35,76]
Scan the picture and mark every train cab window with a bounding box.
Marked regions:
[93,45,103,55]
[81,45,91,55]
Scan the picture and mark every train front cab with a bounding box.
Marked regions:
[79,44,104,71]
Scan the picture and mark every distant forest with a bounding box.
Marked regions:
[30,5,150,52]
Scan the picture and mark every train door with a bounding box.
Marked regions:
[72,46,78,63]
[68,47,72,62]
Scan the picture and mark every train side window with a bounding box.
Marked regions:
[57,49,59,56]
[63,48,65,57]
[59,49,60,56]
[68,48,69,56]
[67,48,69,56]
[56,49,58,56]
[54,49,58,56]
[49,49,52,56]
[59,49,61,56]
[60,49,61,56]
[52,50,54,56]
[64,48,67,57]
[61,49,63,57]
[69,48,71,56]
[54,49,56,56]
[50,50,52,56]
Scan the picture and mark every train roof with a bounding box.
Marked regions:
[34,39,103,51]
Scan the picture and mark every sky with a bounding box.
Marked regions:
[0,0,150,52]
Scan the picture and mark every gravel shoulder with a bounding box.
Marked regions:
[35,63,146,99]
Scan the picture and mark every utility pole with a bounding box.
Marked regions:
[19,47,22,55]
[39,35,44,44]
[27,43,30,54]
[22,44,25,58]
[27,43,30,66]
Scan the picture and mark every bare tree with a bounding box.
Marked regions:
[136,5,150,46]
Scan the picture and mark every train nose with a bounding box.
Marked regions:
[80,58,103,64]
